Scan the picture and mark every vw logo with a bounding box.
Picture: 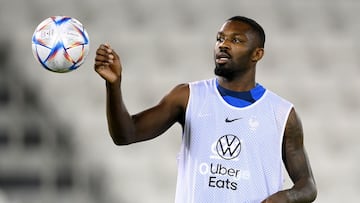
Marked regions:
[216,135,241,160]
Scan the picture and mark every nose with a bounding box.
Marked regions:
[218,39,230,50]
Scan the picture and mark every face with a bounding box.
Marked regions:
[214,20,261,80]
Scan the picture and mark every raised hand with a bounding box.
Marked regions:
[94,44,122,84]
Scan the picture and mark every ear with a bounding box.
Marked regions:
[251,48,264,62]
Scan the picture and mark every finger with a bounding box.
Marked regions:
[95,48,114,61]
[95,54,112,63]
[96,44,112,55]
[96,47,110,56]
[110,48,120,60]
[99,43,111,49]
[94,60,110,66]
[97,44,120,67]
[101,43,112,53]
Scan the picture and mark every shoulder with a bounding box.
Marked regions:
[172,78,215,100]
[162,83,189,111]
[166,79,215,111]
[264,89,293,106]
[187,78,217,97]
[189,78,215,88]
[284,108,303,140]
[170,83,189,98]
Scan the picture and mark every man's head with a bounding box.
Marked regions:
[226,16,265,48]
[214,16,265,80]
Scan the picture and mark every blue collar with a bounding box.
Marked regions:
[216,80,266,107]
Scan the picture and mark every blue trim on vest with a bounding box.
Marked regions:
[216,80,266,107]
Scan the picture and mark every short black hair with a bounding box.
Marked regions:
[227,16,265,48]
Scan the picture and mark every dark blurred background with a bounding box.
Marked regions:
[0,0,359,202]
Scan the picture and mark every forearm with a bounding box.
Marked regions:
[263,177,316,203]
[281,109,317,202]
[106,80,135,145]
[286,177,317,203]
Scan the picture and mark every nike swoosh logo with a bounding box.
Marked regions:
[225,117,242,123]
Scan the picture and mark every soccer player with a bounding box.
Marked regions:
[94,16,317,203]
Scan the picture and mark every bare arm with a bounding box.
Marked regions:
[95,44,188,145]
[262,108,317,203]
[106,81,188,145]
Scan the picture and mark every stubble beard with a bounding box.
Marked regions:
[214,64,237,81]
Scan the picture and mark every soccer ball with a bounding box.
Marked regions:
[31,16,90,73]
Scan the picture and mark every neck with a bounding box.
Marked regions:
[217,68,256,92]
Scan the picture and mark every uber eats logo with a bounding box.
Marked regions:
[198,134,250,191]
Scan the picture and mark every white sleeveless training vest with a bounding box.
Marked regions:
[174,78,293,203]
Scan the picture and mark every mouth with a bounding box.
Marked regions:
[215,52,231,64]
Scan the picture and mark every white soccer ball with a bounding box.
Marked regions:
[31,16,90,73]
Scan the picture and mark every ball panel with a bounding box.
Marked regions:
[47,48,74,72]
[66,46,83,63]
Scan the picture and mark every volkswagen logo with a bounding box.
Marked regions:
[216,135,241,160]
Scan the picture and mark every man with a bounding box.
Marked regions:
[94,16,317,203]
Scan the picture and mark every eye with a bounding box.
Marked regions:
[216,35,224,43]
[232,38,242,43]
